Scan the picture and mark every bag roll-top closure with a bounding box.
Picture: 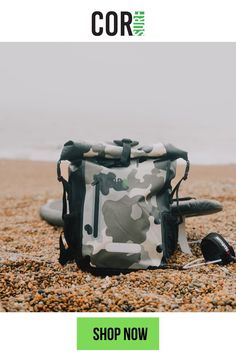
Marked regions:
[58,139,188,164]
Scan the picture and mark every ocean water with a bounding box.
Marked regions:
[0,115,235,164]
[0,43,236,164]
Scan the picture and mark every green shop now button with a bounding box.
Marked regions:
[77,317,159,350]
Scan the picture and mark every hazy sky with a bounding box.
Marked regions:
[0,43,235,163]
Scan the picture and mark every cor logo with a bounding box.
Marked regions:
[91,11,145,36]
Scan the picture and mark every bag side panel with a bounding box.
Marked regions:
[82,159,174,270]
[59,162,86,265]
[154,160,178,260]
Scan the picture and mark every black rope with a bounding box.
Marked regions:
[171,160,190,224]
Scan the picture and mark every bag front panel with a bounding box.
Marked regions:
[81,159,175,269]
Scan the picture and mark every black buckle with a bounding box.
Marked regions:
[183,160,190,180]
[113,138,139,147]
[57,160,63,181]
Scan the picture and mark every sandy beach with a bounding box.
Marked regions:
[0,160,235,312]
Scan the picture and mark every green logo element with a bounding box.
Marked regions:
[133,11,145,36]
[122,178,129,189]
[77,317,159,350]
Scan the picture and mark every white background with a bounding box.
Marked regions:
[0,0,236,41]
[0,1,235,353]
[0,313,235,354]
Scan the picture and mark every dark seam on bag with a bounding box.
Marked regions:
[74,160,86,264]
[93,179,100,238]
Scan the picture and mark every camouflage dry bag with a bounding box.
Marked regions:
[57,138,189,273]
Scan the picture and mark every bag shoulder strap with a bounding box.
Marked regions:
[57,160,70,217]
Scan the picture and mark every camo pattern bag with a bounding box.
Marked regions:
[57,139,189,272]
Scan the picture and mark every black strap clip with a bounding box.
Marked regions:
[183,160,190,180]
[57,160,63,182]
[113,138,138,167]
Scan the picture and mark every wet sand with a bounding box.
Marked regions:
[0,160,235,312]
